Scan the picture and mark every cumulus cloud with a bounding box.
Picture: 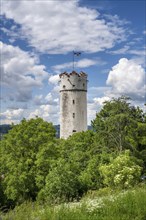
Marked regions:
[48,74,60,85]
[34,93,59,106]
[0,108,24,124]
[93,96,111,106]
[1,0,127,54]
[106,58,145,100]
[87,58,145,123]
[29,104,60,124]
[0,41,49,102]
[0,91,60,124]
[87,96,110,124]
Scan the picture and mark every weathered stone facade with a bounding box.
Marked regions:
[59,71,87,139]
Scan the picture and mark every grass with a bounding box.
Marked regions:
[0,184,146,220]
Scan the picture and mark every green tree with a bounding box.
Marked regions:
[136,116,146,172]
[99,150,142,188]
[79,155,102,190]
[39,158,81,203]
[35,139,59,192]
[0,118,56,204]
[59,130,95,170]
[92,97,145,154]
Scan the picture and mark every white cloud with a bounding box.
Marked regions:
[87,58,145,123]
[29,104,60,124]
[77,58,106,68]
[109,45,145,57]
[52,85,60,93]
[33,95,44,106]
[48,74,60,85]
[109,45,130,54]
[106,58,145,100]
[87,96,111,124]
[128,49,145,56]
[45,93,53,102]
[34,92,59,106]
[0,41,49,102]
[52,58,106,73]
[0,108,24,124]
[131,56,146,67]
[1,0,127,54]
[93,96,110,106]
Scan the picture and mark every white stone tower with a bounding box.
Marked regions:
[59,71,87,139]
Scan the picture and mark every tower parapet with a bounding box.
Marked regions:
[59,71,87,92]
[60,71,87,139]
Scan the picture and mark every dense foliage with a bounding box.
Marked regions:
[0,118,57,207]
[0,97,145,209]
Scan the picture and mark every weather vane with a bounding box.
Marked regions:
[73,51,81,71]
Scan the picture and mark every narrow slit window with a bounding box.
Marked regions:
[73,113,75,118]
[73,100,75,104]
[63,85,66,89]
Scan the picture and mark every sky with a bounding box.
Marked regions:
[0,0,146,125]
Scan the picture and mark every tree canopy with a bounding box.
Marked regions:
[0,118,57,205]
[0,97,145,208]
[92,96,145,154]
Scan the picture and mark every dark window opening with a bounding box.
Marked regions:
[83,83,85,87]
[73,84,75,87]
[73,130,76,132]
[63,85,66,89]
[73,113,75,118]
[73,100,75,104]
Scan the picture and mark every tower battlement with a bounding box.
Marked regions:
[59,71,87,78]
[59,71,87,92]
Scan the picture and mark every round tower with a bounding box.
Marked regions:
[59,71,87,139]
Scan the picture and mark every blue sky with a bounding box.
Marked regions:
[0,0,145,125]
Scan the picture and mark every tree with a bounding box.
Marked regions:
[92,97,145,154]
[39,158,81,203]
[99,150,142,188]
[136,116,146,172]
[79,155,102,190]
[59,130,95,170]
[0,118,57,204]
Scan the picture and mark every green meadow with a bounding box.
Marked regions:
[1,185,146,220]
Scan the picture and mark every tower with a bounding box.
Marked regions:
[59,71,87,139]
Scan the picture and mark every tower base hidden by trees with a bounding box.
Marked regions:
[59,71,88,139]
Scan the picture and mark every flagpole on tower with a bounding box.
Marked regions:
[72,51,81,71]
[73,50,75,71]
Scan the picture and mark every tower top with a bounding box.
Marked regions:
[59,71,87,78]
[59,70,87,92]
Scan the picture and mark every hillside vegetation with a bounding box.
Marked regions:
[1,185,146,220]
[0,97,146,219]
